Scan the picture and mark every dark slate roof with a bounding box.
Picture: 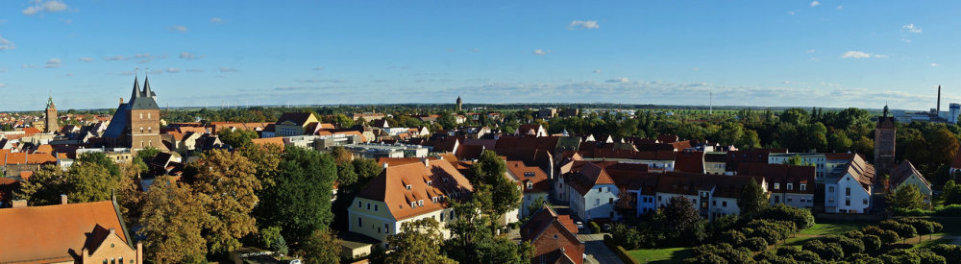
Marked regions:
[129,77,159,110]
[102,103,131,140]
[276,112,315,126]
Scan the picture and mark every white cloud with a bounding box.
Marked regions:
[787,11,796,16]
[104,55,126,61]
[169,25,188,32]
[313,66,325,71]
[532,49,550,56]
[0,35,14,50]
[44,58,61,68]
[179,51,201,60]
[78,57,93,62]
[931,63,940,67]
[166,67,181,73]
[219,66,238,73]
[0,83,5,88]
[841,51,887,59]
[134,53,153,63]
[210,17,224,24]
[186,69,204,73]
[902,24,922,34]
[806,49,816,54]
[900,38,912,43]
[836,5,843,10]
[810,1,820,7]
[22,64,38,69]
[568,20,599,30]
[606,77,630,83]
[22,0,68,16]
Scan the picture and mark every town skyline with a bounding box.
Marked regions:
[2,1,961,111]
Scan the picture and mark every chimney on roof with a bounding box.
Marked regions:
[423,158,430,167]
[383,162,389,169]
[11,199,26,208]
[60,194,68,204]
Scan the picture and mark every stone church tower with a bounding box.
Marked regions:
[44,96,58,133]
[102,76,167,152]
[456,96,462,111]
[874,105,897,174]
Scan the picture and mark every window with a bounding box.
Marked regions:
[712,201,716,206]
[147,113,151,119]
[367,203,370,210]
[374,204,378,211]
[800,184,807,191]
[139,113,143,119]
[773,183,780,190]
[418,200,423,206]
[845,199,851,206]
[722,201,727,207]
[828,186,835,192]
[609,198,614,204]
[787,183,793,190]
[405,185,412,190]
[845,187,851,196]
[357,201,361,208]
[595,199,600,206]
[378,227,382,233]
[863,199,868,205]
[385,223,389,231]
[526,182,533,189]
[358,217,362,226]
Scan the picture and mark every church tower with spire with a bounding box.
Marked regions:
[44,96,58,133]
[456,96,463,111]
[103,76,167,152]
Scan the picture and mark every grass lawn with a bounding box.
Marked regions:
[627,247,691,264]
[798,222,868,236]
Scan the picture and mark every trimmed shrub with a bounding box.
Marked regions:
[901,219,936,235]
[720,230,746,246]
[933,204,961,217]
[918,250,947,264]
[861,234,882,253]
[802,240,844,260]
[756,204,815,229]
[744,237,767,251]
[880,249,921,264]
[929,244,961,263]
[880,230,901,244]
[862,225,884,236]
[819,235,864,256]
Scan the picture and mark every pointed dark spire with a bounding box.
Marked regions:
[131,76,141,99]
[46,96,55,109]
[143,74,153,97]
[883,104,889,118]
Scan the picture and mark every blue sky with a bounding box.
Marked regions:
[0,0,959,111]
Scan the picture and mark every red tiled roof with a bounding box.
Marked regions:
[0,201,130,263]
[356,159,473,220]
[506,160,550,193]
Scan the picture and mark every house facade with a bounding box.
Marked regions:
[824,154,875,213]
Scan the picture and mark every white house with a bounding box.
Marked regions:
[563,162,620,220]
[654,173,766,220]
[824,154,875,214]
[347,158,474,241]
[505,160,551,219]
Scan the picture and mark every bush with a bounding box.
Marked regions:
[894,207,934,216]
[862,225,884,236]
[880,249,921,264]
[933,204,961,217]
[880,220,917,239]
[802,240,844,260]
[743,237,767,251]
[756,204,815,229]
[613,245,641,264]
[719,230,746,246]
[879,230,901,244]
[901,219,936,235]
[589,221,602,234]
[929,244,961,263]
[861,235,882,253]
[918,250,947,264]
[819,235,864,256]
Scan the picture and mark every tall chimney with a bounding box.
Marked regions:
[938,85,942,117]
[60,194,68,204]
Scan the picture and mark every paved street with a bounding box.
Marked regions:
[577,233,624,264]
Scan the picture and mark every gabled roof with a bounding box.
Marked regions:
[356,159,473,220]
[0,201,131,263]
[736,163,815,194]
[890,160,931,190]
[276,112,316,126]
[521,205,583,264]
[565,162,615,195]
[506,160,550,193]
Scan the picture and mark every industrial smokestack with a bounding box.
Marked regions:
[938,85,942,117]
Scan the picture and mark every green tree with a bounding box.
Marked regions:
[385,218,457,264]
[662,197,700,238]
[260,226,289,255]
[470,150,522,235]
[738,179,768,218]
[889,185,925,210]
[298,229,341,264]
[256,146,337,243]
[139,177,208,264]
[187,149,263,255]
[943,180,961,205]
[218,129,259,149]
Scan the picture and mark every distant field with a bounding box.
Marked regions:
[627,247,690,264]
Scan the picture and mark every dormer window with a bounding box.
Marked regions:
[526,181,533,190]
[787,183,793,190]
[405,184,412,190]
[410,202,416,208]
[800,184,807,191]
[524,172,534,178]
[426,180,432,185]
[417,200,423,206]
[773,183,780,190]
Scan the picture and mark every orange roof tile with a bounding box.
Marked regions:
[0,201,129,263]
[357,159,473,220]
